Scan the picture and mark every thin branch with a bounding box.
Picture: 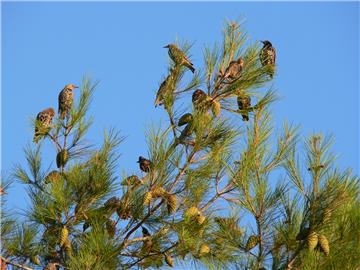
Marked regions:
[0,256,33,270]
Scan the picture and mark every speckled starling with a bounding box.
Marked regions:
[58,84,78,119]
[33,107,55,143]
[164,44,195,73]
[259,40,276,78]
[137,156,152,173]
[154,74,174,107]
[192,89,209,110]
[237,95,251,121]
[223,57,244,80]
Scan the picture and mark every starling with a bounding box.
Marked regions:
[192,89,209,110]
[178,113,193,127]
[259,40,276,78]
[164,44,195,73]
[223,57,244,80]
[142,226,151,237]
[58,84,78,119]
[237,95,251,121]
[137,156,152,173]
[33,108,55,143]
[154,74,174,107]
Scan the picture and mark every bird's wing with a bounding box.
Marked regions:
[272,47,276,64]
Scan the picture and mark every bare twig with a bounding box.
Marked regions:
[0,256,33,270]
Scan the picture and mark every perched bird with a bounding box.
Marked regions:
[237,95,251,121]
[58,84,78,119]
[164,44,195,73]
[137,156,152,173]
[192,89,208,110]
[259,40,276,78]
[223,57,244,80]
[142,226,151,237]
[154,74,174,107]
[33,108,56,143]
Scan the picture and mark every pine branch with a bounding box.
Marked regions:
[1,256,33,270]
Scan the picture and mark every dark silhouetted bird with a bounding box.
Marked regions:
[142,226,151,237]
[33,108,56,143]
[259,40,276,78]
[223,57,244,80]
[164,44,195,73]
[237,95,251,121]
[137,156,152,173]
[192,89,209,110]
[58,84,78,119]
[154,74,174,107]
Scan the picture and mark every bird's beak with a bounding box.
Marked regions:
[74,85,79,89]
[163,45,169,48]
[260,41,265,44]
[136,160,139,163]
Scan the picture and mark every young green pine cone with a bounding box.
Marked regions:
[184,206,200,218]
[318,234,329,255]
[199,244,210,256]
[56,149,69,168]
[152,187,166,198]
[143,191,153,205]
[166,194,177,214]
[164,253,174,267]
[30,255,40,265]
[59,226,69,247]
[307,231,318,251]
[211,100,221,117]
[245,235,260,251]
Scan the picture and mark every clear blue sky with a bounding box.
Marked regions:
[2,0,359,257]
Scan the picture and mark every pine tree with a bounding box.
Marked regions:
[1,20,359,270]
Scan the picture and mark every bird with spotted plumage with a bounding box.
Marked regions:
[137,156,152,173]
[237,94,251,121]
[33,107,56,143]
[192,89,209,110]
[58,84,78,119]
[164,44,195,73]
[154,73,174,108]
[223,57,244,81]
[259,40,276,78]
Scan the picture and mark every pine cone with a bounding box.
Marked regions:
[318,234,330,255]
[164,254,174,267]
[184,206,200,218]
[199,244,210,256]
[211,100,221,117]
[196,214,206,225]
[245,235,260,251]
[59,226,69,247]
[166,194,177,214]
[30,255,40,265]
[64,238,72,256]
[307,231,318,251]
[152,187,166,198]
[143,191,153,205]
[56,149,69,168]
